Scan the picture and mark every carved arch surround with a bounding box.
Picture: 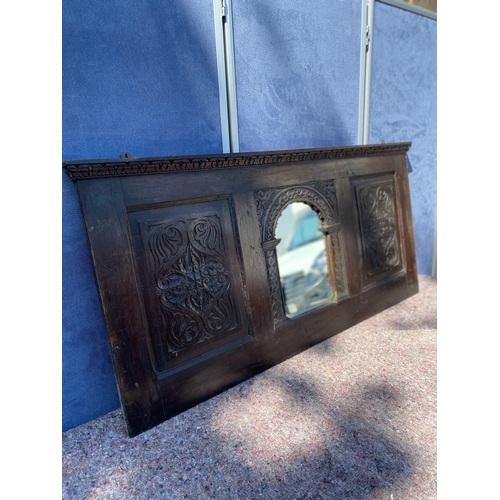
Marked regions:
[255,182,338,243]
[254,181,349,324]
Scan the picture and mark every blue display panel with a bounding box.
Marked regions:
[63,0,222,431]
[63,0,222,161]
[231,0,361,152]
[369,2,437,275]
[63,173,121,431]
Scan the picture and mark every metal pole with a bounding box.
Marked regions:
[357,0,369,144]
[213,0,231,153]
[222,0,240,153]
[362,0,375,144]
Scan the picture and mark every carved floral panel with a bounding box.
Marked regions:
[128,199,251,373]
[146,215,239,355]
[355,180,402,281]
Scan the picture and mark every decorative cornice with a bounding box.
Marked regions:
[64,143,411,181]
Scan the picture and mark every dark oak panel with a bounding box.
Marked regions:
[128,198,252,374]
[65,143,417,436]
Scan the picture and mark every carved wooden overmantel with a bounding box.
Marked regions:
[65,143,417,437]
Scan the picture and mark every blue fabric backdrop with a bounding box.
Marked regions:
[231,0,361,151]
[369,2,437,275]
[62,0,223,431]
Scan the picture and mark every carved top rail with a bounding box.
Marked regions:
[64,143,411,180]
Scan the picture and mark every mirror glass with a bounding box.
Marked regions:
[275,203,332,318]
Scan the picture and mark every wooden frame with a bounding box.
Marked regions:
[65,143,418,437]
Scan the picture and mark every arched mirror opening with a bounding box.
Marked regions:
[275,203,333,319]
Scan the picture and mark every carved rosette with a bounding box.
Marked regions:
[147,215,238,354]
[254,180,349,324]
[357,182,401,278]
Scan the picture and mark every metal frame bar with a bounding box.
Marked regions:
[223,0,240,153]
[357,0,368,144]
[358,0,374,145]
[213,0,239,154]
[213,0,231,153]
[378,0,437,20]
[363,0,375,144]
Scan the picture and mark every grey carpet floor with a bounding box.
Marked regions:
[62,275,437,500]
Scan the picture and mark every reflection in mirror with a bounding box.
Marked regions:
[275,203,333,318]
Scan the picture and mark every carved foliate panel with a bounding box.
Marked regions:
[129,199,250,373]
[355,179,402,283]
[146,215,238,353]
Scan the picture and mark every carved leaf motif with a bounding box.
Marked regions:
[149,223,186,286]
[190,218,223,255]
[159,272,191,304]
[201,257,229,294]
[205,290,236,334]
[170,312,202,348]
